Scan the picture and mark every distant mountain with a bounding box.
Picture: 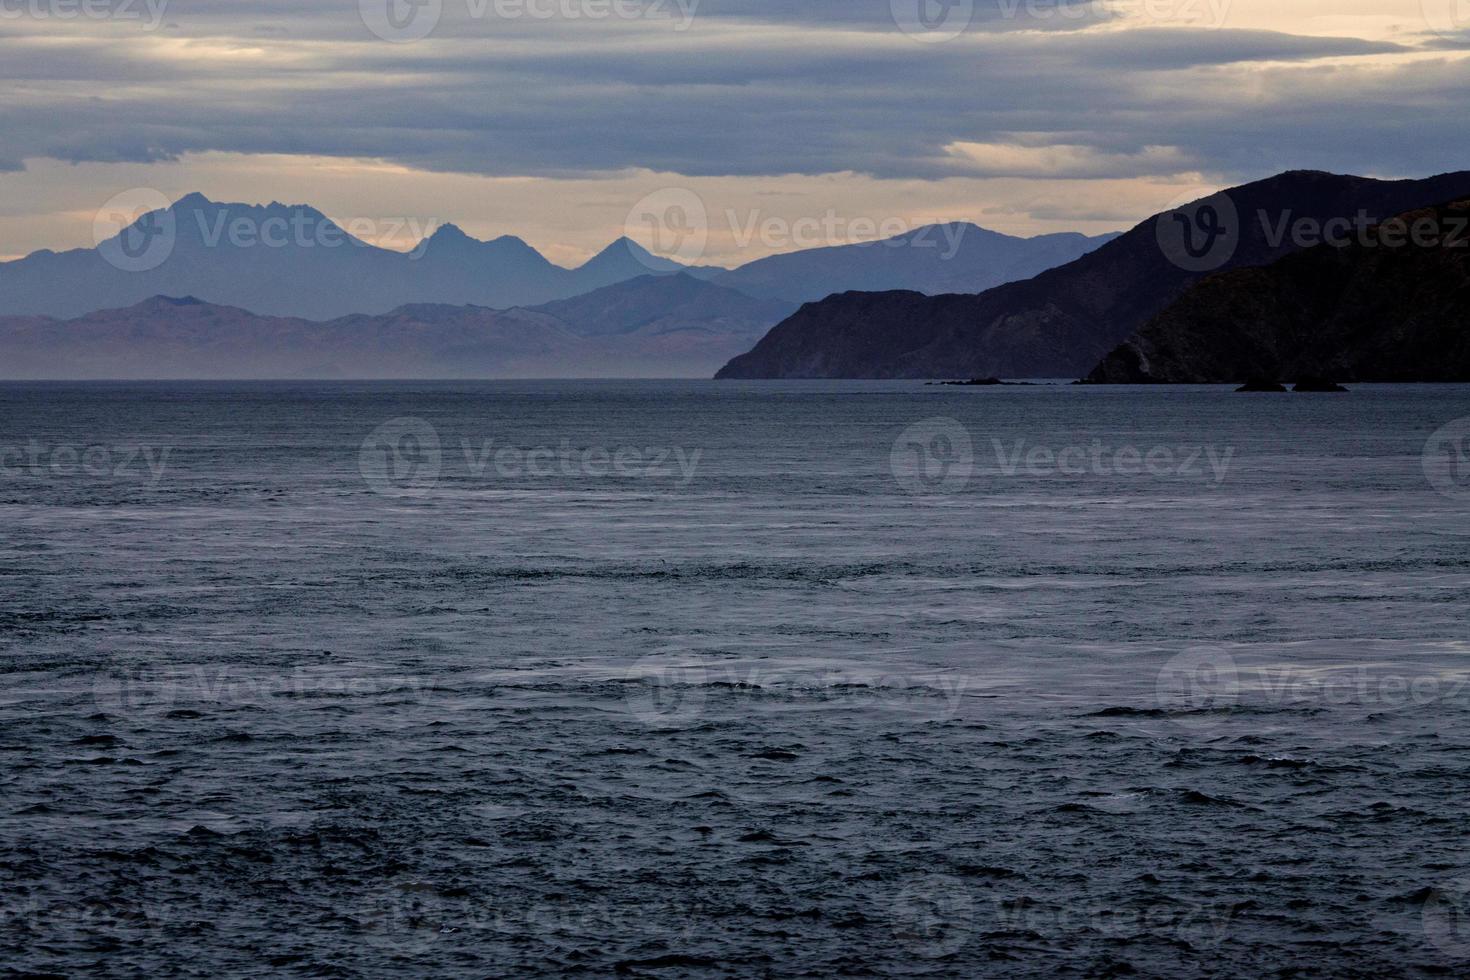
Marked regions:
[409,223,566,307]
[716,170,1470,379]
[0,194,1112,324]
[0,295,574,379]
[531,273,795,337]
[0,274,795,379]
[715,224,1118,303]
[0,194,726,321]
[572,237,696,288]
[1083,198,1470,384]
[405,228,725,310]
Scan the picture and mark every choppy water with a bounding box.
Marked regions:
[3,380,1470,977]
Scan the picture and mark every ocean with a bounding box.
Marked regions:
[3,380,1470,976]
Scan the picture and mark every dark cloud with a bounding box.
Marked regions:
[0,1,1466,184]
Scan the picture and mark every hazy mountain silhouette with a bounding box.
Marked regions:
[574,237,703,286]
[0,195,726,321]
[716,170,1470,379]
[0,294,574,378]
[1083,197,1470,383]
[409,223,565,307]
[531,272,795,337]
[0,274,794,379]
[0,194,1115,323]
[715,223,1118,303]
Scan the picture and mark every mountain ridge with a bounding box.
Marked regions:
[0,194,1118,322]
[715,169,1470,379]
[0,194,726,321]
[0,273,795,379]
[1082,197,1470,384]
[712,223,1118,303]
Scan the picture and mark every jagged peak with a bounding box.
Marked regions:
[171,191,214,209]
[578,236,677,273]
[428,222,474,242]
[169,192,328,221]
[593,236,653,258]
[416,226,554,267]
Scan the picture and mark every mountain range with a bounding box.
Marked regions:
[0,194,1114,323]
[716,170,1470,380]
[8,175,1467,382]
[1084,198,1470,384]
[0,274,795,379]
[0,194,705,321]
[714,224,1117,303]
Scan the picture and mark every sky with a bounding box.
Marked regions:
[1,0,1468,265]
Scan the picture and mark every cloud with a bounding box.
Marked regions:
[944,143,1198,179]
[0,0,1466,261]
[2,10,1465,186]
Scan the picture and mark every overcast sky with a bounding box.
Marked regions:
[1,0,1467,264]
